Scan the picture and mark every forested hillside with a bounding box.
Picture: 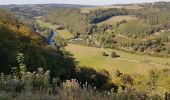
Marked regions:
[0,8,116,93]
[0,9,75,80]
[42,8,128,35]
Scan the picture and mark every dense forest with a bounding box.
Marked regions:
[0,2,170,99]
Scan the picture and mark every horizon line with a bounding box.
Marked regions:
[0,1,169,6]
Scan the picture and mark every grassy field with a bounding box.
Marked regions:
[57,29,73,39]
[65,44,169,77]
[97,15,137,26]
[101,5,143,10]
[36,19,59,30]
[36,18,73,39]
[81,7,100,13]
[81,5,143,13]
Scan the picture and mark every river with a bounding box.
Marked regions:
[49,30,57,46]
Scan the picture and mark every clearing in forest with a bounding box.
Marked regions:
[97,15,137,26]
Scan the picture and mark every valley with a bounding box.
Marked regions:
[35,17,170,76]
[0,2,170,99]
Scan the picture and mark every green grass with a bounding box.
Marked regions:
[57,29,73,39]
[36,19,59,30]
[65,44,169,77]
[96,16,137,36]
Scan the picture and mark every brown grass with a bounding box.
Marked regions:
[97,16,137,26]
[102,5,143,10]
[81,5,143,13]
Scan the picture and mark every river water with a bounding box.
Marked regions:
[49,30,57,46]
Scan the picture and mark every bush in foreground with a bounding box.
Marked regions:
[0,68,169,100]
[0,78,157,100]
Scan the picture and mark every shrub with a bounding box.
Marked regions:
[75,67,112,90]
[115,70,122,77]
[120,74,133,85]
[138,46,145,52]
[102,51,109,56]
[111,51,118,58]
[0,68,169,99]
[0,77,154,100]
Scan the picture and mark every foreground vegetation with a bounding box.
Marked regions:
[1,68,169,100]
[0,55,170,99]
[0,52,169,100]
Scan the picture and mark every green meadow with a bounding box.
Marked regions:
[65,44,169,77]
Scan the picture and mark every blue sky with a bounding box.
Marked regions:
[0,0,170,5]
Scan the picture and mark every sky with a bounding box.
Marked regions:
[0,0,170,5]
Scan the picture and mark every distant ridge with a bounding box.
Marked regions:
[0,3,96,8]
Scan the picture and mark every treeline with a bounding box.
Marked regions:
[7,4,79,20]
